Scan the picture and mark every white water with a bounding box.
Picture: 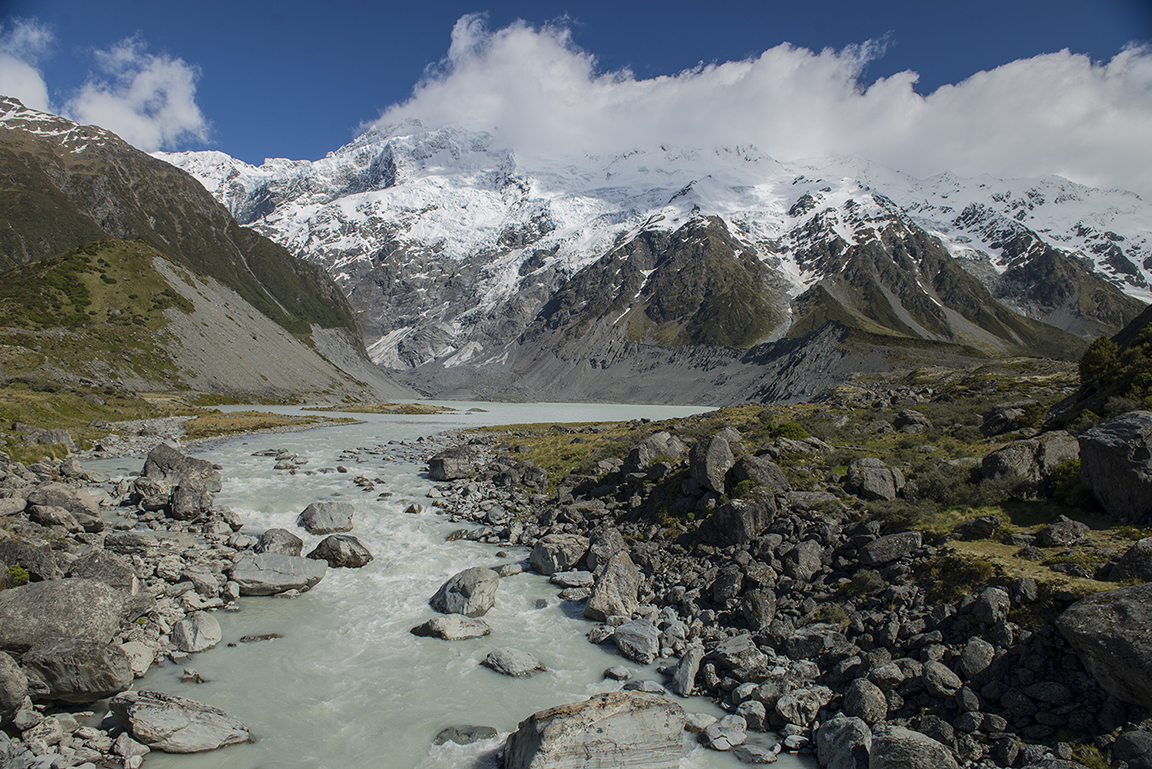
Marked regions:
[90,402,814,769]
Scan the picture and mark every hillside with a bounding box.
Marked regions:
[0,98,413,401]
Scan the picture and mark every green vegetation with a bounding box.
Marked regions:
[305,402,456,415]
[181,410,355,440]
[2,564,30,589]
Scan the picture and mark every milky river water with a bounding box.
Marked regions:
[89,402,813,769]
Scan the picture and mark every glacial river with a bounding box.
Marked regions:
[90,402,813,769]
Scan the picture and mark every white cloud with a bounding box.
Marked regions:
[374,15,1152,197]
[63,37,208,151]
[0,18,53,111]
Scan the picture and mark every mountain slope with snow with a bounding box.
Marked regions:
[157,121,1149,402]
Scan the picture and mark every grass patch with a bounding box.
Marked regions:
[181,410,354,441]
[305,402,456,415]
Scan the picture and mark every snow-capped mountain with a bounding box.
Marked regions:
[157,121,1150,403]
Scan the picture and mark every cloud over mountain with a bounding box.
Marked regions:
[373,14,1152,197]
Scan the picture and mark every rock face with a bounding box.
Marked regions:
[306,534,373,568]
[0,578,123,652]
[228,553,327,596]
[429,567,499,617]
[869,724,959,769]
[1079,411,1152,521]
[1056,582,1152,710]
[20,638,132,703]
[110,690,252,753]
[981,431,1079,497]
[296,501,355,534]
[583,551,641,622]
[503,691,686,769]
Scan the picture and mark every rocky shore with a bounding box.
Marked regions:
[422,409,1152,769]
[0,432,381,768]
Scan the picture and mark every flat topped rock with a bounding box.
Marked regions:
[296,501,355,535]
[229,553,326,596]
[0,578,124,653]
[410,615,492,641]
[482,647,546,677]
[110,690,252,754]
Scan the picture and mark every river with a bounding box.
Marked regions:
[89,402,814,769]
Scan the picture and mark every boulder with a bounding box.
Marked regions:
[503,691,686,769]
[741,588,777,631]
[671,645,703,696]
[842,678,886,724]
[410,615,492,641]
[958,637,996,679]
[729,455,791,492]
[786,623,846,660]
[0,538,62,581]
[776,686,833,726]
[710,488,777,545]
[585,527,627,574]
[430,567,499,617]
[816,716,871,769]
[701,714,747,751]
[136,444,221,517]
[228,553,326,596]
[529,534,589,576]
[0,578,123,652]
[434,725,499,746]
[67,550,139,595]
[981,400,1040,437]
[120,641,155,678]
[172,612,222,654]
[21,638,132,703]
[1114,728,1152,769]
[1056,582,1152,709]
[869,724,959,769]
[689,433,735,493]
[428,445,479,481]
[110,690,252,753]
[1034,514,1089,547]
[481,647,546,677]
[613,619,660,664]
[922,661,962,698]
[1112,537,1152,583]
[306,535,373,568]
[583,551,641,622]
[893,409,932,433]
[954,515,1001,541]
[860,531,922,566]
[296,501,354,534]
[846,458,903,502]
[1079,411,1152,520]
[622,432,686,474]
[981,431,1079,498]
[255,528,303,556]
[25,482,103,532]
[0,652,26,725]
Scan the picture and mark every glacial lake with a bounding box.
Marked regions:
[90,402,815,769]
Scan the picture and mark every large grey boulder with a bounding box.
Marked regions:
[981,431,1079,498]
[842,678,887,724]
[503,691,686,769]
[729,454,791,492]
[110,690,252,753]
[982,400,1040,437]
[430,566,499,617]
[135,443,221,518]
[1079,411,1152,520]
[428,445,479,481]
[254,528,303,556]
[775,686,833,726]
[482,647,546,677]
[585,527,627,574]
[67,550,139,595]
[869,724,959,769]
[711,487,777,545]
[0,578,123,652]
[741,588,777,631]
[296,501,354,534]
[623,431,686,474]
[21,638,132,703]
[689,433,735,493]
[228,553,326,596]
[530,534,589,576]
[410,615,492,641]
[1056,582,1152,709]
[0,538,62,581]
[1114,728,1152,769]
[172,612,222,654]
[671,645,703,697]
[1112,537,1152,583]
[860,531,922,566]
[846,458,903,502]
[816,715,871,769]
[25,482,103,532]
[306,535,373,568]
[583,551,640,622]
[0,652,26,726]
[893,409,932,433]
[613,619,660,664]
[701,714,747,751]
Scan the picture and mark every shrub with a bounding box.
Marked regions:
[772,421,809,440]
[2,565,30,589]
[841,568,888,598]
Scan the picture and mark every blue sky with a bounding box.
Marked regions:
[2,0,1152,193]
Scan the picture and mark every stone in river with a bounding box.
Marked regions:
[504,691,686,769]
[306,535,374,568]
[481,647,546,677]
[172,612,222,654]
[228,553,326,596]
[109,690,253,753]
[429,567,499,618]
[434,725,498,745]
[410,615,492,641]
[296,500,355,534]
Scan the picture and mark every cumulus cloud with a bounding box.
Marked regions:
[375,15,1152,197]
[63,37,208,151]
[0,18,54,111]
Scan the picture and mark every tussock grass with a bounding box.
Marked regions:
[306,402,456,415]
[181,410,352,440]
